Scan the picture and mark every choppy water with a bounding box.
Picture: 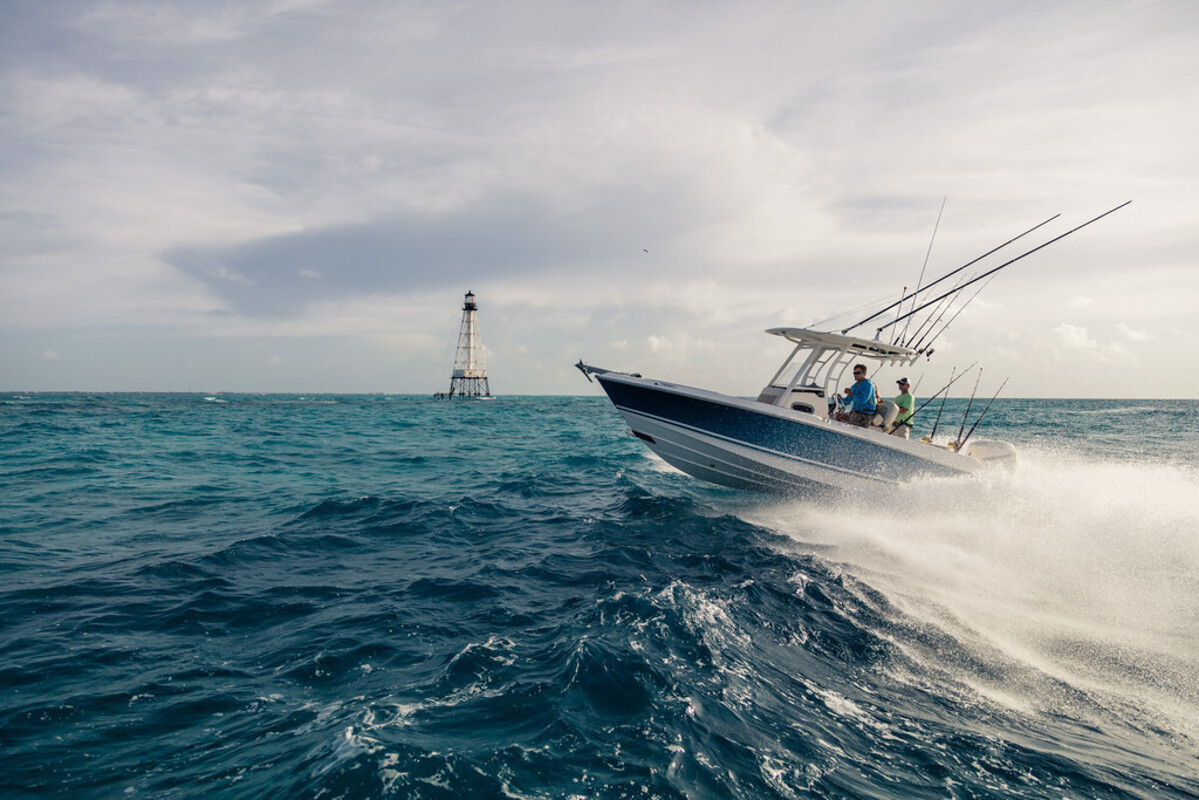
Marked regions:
[2,394,1197,798]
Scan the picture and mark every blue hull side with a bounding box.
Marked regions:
[596,375,969,492]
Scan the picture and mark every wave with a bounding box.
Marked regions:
[6,392,1198,798]
[744,448,1199,753]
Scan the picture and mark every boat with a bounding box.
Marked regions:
[577,202,1130,495]
[576,328,1015,495]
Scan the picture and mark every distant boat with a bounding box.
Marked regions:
[578,203,1129,495]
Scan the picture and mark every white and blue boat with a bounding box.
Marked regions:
[577,328,1015,495]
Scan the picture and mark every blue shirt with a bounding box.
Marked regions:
[848,379,876,413]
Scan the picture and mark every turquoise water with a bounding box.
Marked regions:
[2,394,1197,798]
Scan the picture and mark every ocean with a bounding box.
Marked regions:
[2,393,1197,799]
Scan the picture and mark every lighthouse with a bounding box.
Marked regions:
[446,290,490,397]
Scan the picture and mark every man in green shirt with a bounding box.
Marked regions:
[889,378,914,439]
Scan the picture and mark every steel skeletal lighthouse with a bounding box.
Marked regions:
[447,290,490,398]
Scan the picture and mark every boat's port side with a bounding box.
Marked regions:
[621,409,854,495]
[755,386,829,417]
[599,375,980,493]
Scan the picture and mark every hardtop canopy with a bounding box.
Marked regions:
[765,328,919,361]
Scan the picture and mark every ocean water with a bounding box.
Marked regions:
[2,393,1197,799]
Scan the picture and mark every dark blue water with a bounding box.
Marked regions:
[2,395,1197,798]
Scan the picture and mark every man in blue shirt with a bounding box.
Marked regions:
[840,364,877,427]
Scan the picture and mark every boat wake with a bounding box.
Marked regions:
[744,449,1199,756]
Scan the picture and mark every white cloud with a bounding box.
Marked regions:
[1116,322,1152,342]
[1051,323,1099,351]
[646,335,673,354]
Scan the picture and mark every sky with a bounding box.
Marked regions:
[2,0,1196,397]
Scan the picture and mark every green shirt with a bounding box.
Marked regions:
[894,391,914,424]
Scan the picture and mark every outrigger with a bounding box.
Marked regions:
[577,202,1129,495]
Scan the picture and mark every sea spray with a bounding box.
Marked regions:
[746,447,1199,751]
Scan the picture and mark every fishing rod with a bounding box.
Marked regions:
[929,368,953,441]
[808,289,908,331]
[902,197,945,345]
[913,362,977,440]
[889,286,907,345]
[956,368,983,445]
[911,361,977,417]
[840,212,1061,335]
[958,377,1010,450]
[913,271,998,353]
[905,269,975,350]
[877,201,1131,338]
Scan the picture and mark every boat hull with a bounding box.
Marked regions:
[594,371,982,495]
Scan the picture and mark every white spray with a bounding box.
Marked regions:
[748,449,1199,746]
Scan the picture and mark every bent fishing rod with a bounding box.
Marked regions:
[876,201,1132,340]
[840,212,1061,335]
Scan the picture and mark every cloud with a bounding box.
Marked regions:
[37,349,61,360]
[1051,323,1098,351]
[160,188,692,317]
[1116,322,1152,342]
[2,1,1198,395]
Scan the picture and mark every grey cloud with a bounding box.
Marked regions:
[163,190,686,317]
